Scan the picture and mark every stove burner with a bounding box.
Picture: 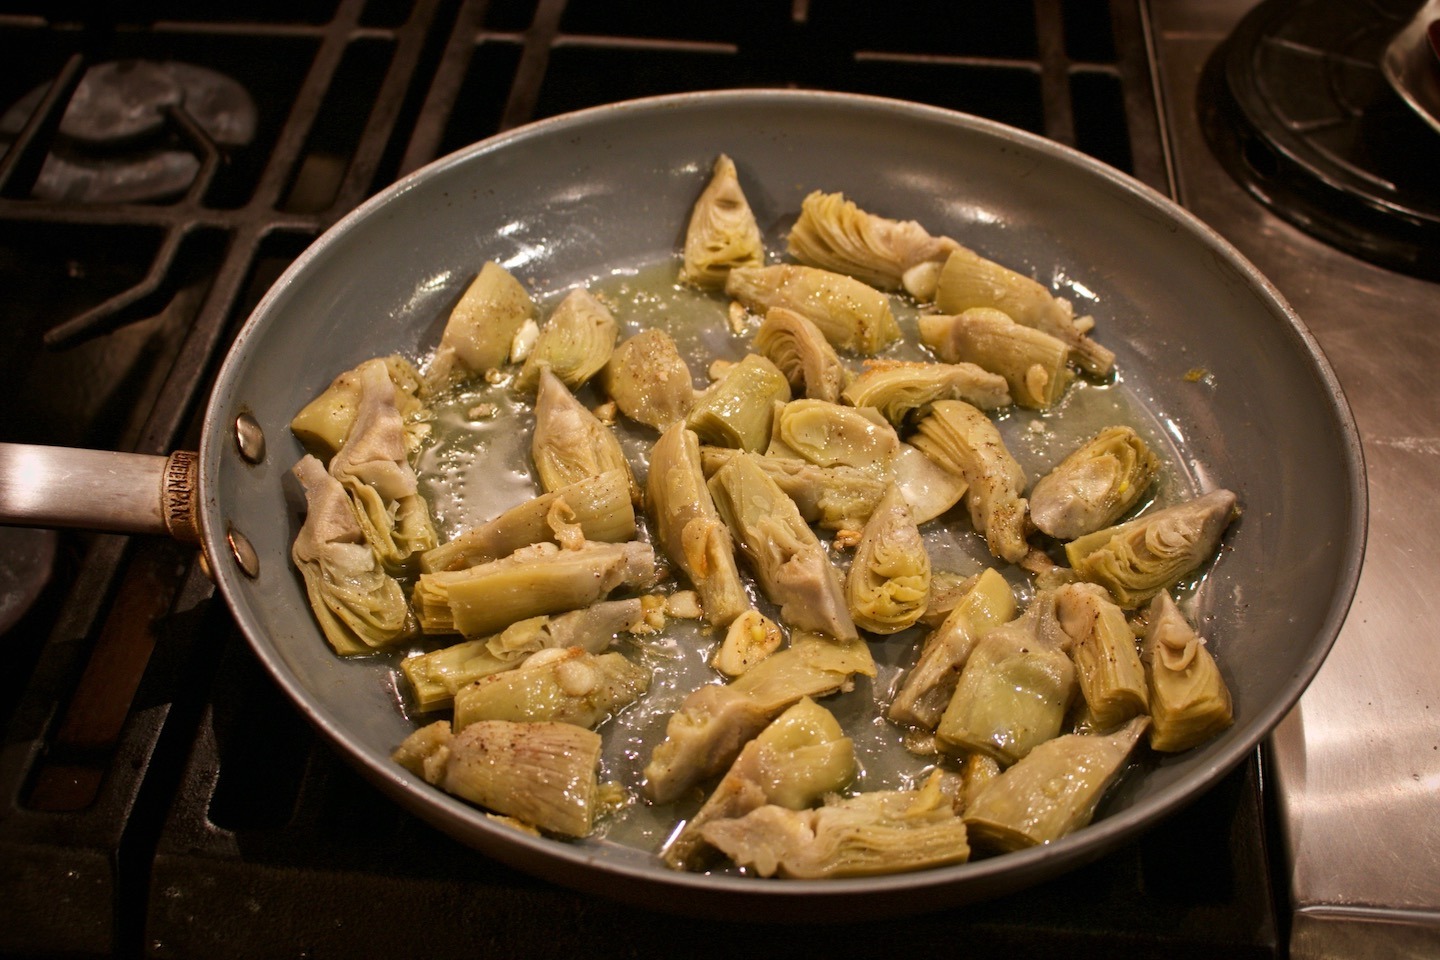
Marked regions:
[1200,0,1440,280]
[0,526,55,635]
[0,60,257,204]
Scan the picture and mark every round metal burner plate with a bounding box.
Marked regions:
[1200,0,1440,279]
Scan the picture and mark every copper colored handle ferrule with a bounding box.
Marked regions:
[160,450,201,544]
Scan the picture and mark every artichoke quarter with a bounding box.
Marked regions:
[933,246,1114,377]
[646,423,749,627]
[327,360,437,572]
[685,352,791,452]
[888,567,1016,730]
[426,260,536,388]
[412,539,656,638]
[845,484,931,635]
[662,696,856,870]
[393,719,602,838]
[1029,425,1160,540]
[1064,488,1240,608]
[698,447,888,531]
[290,354,429,462]
[912,399,1029,564]
[725,263,901,355]
[700,778,971,879]
[1055,581,1149,729]
[918,308,1072,410]
[290,454,415,656]
[785,189,963,300]
[1142,590,1233,752]
[643,633,875,804]
[707,451,857,640]
[679,153,765,290]
[400,598,645,711]
[515,287,618,392]
[531,366,638,501]
[451,648,650,731]
[602,328,696,431]
[935,594,1076,765]
[770,398,900,478]
[752,306,851,404]
[962,715,1148,851]
[419,469,635,573]
[841,359,1011,424]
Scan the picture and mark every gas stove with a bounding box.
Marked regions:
[1,2,1435,957]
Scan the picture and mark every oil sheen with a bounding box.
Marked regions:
[401,256,1187,864]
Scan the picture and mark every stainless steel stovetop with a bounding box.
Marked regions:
[1150,2,1440,956]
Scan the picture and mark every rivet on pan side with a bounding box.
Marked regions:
[234,412,266,464]
[227,525,259,578]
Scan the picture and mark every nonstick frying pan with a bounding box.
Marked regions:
[0,91,1367,919]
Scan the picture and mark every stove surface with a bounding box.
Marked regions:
[8,1,1421,956]
[1151,1,1440,956]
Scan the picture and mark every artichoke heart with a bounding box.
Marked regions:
[685,352,791,452]
[647,423,749,627]
[770,399,900,479]
[394,719,602,838]
[845,484,931,635]
[933,247,1114,377]
[290,454,415,655]
[1030,426,1160,540]
[413,539,656,638]
[935,594,1076,765]
[708,451,857,640]
[427,260,536,388]
[452,648,650,730]
[725,264,900,355]
[1064,489,1240,608]
[753,307,851,403]
[889,567,1016,730]
[962,716,1148,851]
[420,470,635,572]
[1142,591,1233,752]
[912,400,1029,564]
[400,599,645,711]
[680,153,765,290]
[786,189,963,299]
[663,696,856,870]
[643,632,875,803]
[515,287,619,392]
[328,360,437,572]
[602,328,696,430]
[290,355,429,462]
[918,308,1072,410]
[699,448,887,531]
[1055,582,1149,729]
[532,366,638,501]
[700,779,971,879]
[841,359,1011,424]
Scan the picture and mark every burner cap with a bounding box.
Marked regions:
[1200,0,1440,279]
[0,60,257,204]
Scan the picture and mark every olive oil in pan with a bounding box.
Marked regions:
[400,257,1204,865]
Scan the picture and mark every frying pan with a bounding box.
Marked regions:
[0,91,1366,919]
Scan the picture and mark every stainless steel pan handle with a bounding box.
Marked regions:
[0,442,201,544]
